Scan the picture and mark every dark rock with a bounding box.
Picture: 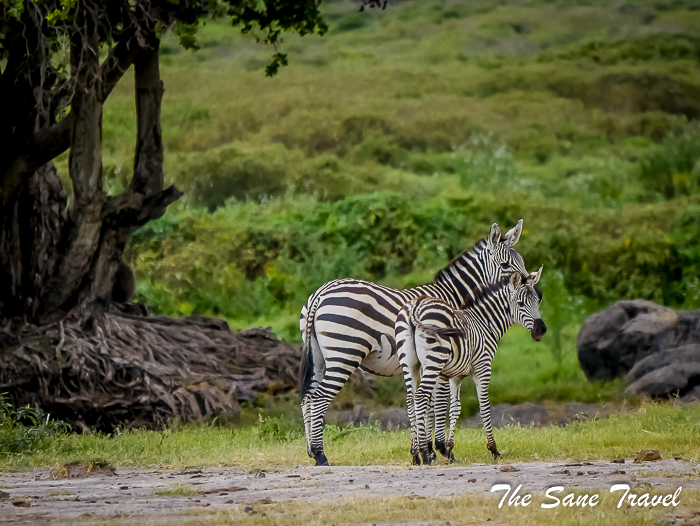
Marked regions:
[326,405,409,431]
[626,363,700,397]
[374,407,410,430]
[634,449,662,463]
[464,402,549,428]
[628,345,700,382]
[464,402,623,429]
[577,300,700,381]
[681,385,700,403]
[547,402,618,426]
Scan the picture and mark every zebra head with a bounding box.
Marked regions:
[507,266,547,342]
[485,220,529,280]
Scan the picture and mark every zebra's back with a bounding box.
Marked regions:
[301,278,457,376]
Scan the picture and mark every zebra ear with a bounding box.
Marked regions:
[487,223,501,250]
[529,265,543,285]
[509,272,522,290]
[503,219,523,247]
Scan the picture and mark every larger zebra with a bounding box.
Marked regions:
[299,220,530,466]
[396,268,546,465]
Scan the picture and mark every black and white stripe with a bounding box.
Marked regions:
[298,221,529,466]
[395,267,546,465]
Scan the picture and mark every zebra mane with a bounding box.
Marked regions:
[432,238,488,284]
[457,276,542,315]
[458,276,510,312]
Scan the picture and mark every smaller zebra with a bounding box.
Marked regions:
[359,0,389,11]
[395,268,546,465]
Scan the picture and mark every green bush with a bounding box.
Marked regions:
[639,130,700,199]
[540,33,700,65]
[0,394,71,455]
[255,415,303,442]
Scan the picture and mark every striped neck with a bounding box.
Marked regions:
[459,280,514,342]
[431,239,493,309]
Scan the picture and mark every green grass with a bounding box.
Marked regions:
[155,483,198,497]
[127,490,700,526]
[1,403,698,472]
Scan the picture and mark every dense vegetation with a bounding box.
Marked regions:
[51,0,700,411]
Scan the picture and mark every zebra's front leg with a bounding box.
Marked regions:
[424,395,437,464]
[474,368,500,459]
[432,378,451,460]
[445,377,462,463]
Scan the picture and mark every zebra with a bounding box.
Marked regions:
[298,220,530,466]
[395,267,546,465]
[359,0,389,11]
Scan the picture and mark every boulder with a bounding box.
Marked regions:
[627,344,700,382]
[681,385,700,403]
[626,362,700,397]
[577,300,700,381]
[464,402,621,429]
[546,402,619,426]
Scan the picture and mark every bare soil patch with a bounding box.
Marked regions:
[0,460,697,524]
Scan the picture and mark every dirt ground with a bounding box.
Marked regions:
[1,460,698,524]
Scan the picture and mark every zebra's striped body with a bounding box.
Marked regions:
[395,268,546,465]
[299,221,529,466]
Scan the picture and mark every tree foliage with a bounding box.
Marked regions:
[0,1,327,324]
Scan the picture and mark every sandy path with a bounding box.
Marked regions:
[1,460,698,524]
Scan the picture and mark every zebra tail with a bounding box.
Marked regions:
[299,296,320,399]
[411,316,466,340]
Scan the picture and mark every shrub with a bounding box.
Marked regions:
[0,393,71,455]
[639,129,700,199]
[255,416,303,442]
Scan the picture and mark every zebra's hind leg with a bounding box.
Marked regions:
[396,305,422,465]
[306,352,366,466]
[300,334,325,459]
[444,377,463,463]
[415,373,442,466]
[432,378,451,460]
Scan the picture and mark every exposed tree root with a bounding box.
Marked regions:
[0,305,300,430]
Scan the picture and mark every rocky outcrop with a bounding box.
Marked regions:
[577,300,700,382]
[463,402,621,429]
[625,344,700,398]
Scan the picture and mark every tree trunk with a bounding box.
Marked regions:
[0,30,181,325]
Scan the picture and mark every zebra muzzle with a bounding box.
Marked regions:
[531,318,547,341]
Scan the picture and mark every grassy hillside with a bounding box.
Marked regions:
[56,0,700,410]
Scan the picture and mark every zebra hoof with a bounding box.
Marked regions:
[420,450,434,466]
[488,446,501,459]
[412,453,421,466]
[314,452,330,466]
[435,439,448,458]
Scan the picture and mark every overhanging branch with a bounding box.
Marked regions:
[19,28,143,176]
